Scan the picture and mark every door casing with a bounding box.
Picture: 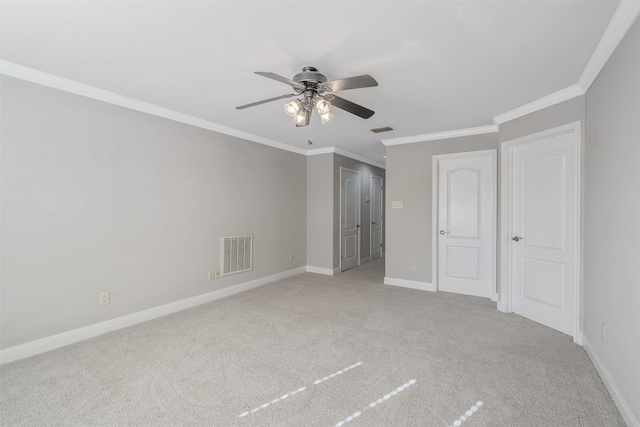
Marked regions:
[499,121,582,344]
[370,175,384,261]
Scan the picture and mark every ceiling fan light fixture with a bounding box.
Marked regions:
[315,97,331,115]
[284,99,302,117]
[319,111,334,124]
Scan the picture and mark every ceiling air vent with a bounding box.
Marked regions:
[370,126,394,134]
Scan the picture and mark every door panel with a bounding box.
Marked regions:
[446,246,480,280]
[510,128,577,336]
[437,151,496,298]
[448,169,480,238]
[341,169,360,271]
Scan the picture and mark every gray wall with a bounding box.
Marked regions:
[1,76,307,349]
[306,154,334,270]
[384,133,498,284]
[584,18,640,422]
[332,154,386,269]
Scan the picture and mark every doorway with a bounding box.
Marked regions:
[499,121,581,342]
[370,175,384,261]
[433,150,497,299]
[340,167,361,271]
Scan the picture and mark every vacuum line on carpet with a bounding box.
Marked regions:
[238,386,307,418]
[447,400,483,427]
[313,362,362,385]
[332,378,417,427]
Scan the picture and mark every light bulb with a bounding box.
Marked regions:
[284,99,301,117]
[319,111,334,124]
[315,97,331,114]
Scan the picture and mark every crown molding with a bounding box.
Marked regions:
[381,125,498,146]
[333,147,386,169]
[492,84,585,125]
[306,147,335,156]
[578,1,640,92]
[0,60,307,156]
[307,146,386,169]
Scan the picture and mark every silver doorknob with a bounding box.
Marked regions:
[513,236,523,242]
[440,230,446,235]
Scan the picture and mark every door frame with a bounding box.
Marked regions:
[370,174,384,261]
[498,121,582,343]
[432,149,498,301]
[340,166,361,271]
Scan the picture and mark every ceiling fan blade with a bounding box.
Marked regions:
[320,75,378,92]
[329,95,375,119]
[255,72,305,90]
[235,94,297,110]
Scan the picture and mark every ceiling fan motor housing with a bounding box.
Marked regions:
[293,66,328,85]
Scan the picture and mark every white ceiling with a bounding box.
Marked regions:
[0,1,621,166]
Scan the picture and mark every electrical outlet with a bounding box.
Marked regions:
[410,262,416,270]
[601,323,606,343]
[214,269,220,279]
[100,292,110,305]
[208,271,214,280]
[289,253,294,261]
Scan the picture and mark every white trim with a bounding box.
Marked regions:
[0,61,308,156]
[306,266,336,276]
[432,150,498,301]
[384,277,436,292]
[0,266,306,365]
[578,1,640,92]
[369,174,384,263]
[307,146,386,169]
[360,256,371,265]
[499,121,582,343]
[381,125,498,146]
[583,336,639,427]
[306,147,335,156]
[432,158,439,292]
[492,85,585,125]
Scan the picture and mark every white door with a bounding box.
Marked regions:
[435,150,496,299]
[370,175,383,261]
[507,123,580,337]
[341,168,360,271]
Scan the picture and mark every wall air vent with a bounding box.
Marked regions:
[370,126,394,134]
[221,235,253,276]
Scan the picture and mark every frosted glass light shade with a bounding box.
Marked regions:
[293,109,309,125]
[284,99,302,117]
[319,111,334,124]
[315,97,331,114]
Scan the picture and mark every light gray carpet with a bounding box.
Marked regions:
[0,259,624,426]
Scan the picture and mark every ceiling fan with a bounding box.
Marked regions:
[235,66,378,127]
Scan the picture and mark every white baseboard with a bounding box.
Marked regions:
[0,266,306,365]
[583,336,639,427]
[306,266,336,276]
[384,277,436,292]
[360,257,371,265]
